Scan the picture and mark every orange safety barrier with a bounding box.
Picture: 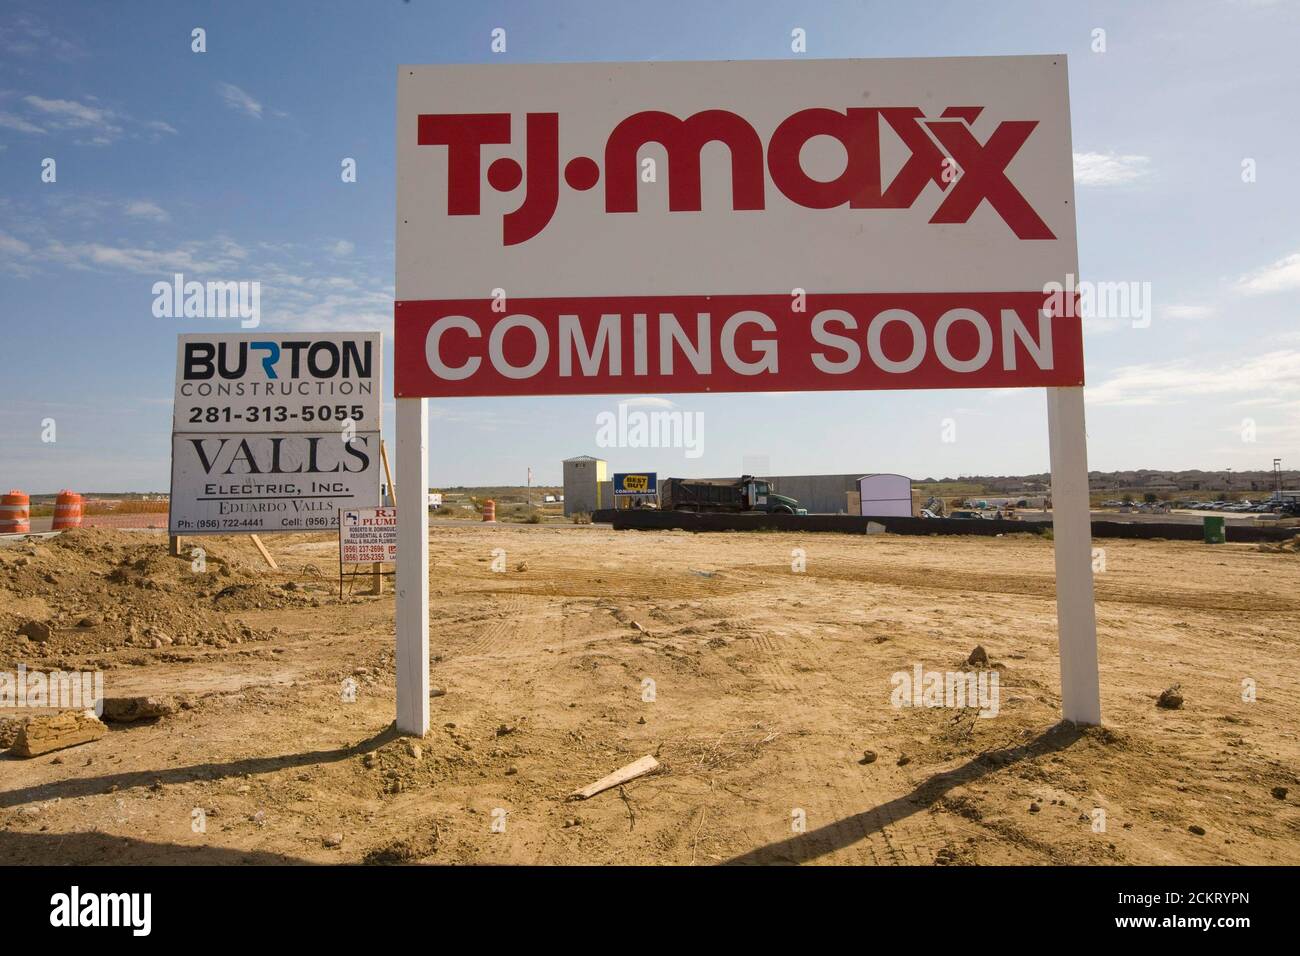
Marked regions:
[52,490,84,530]
[1,490,30,534]
[482,499,496,522]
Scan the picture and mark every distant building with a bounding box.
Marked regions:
[563,456,607,516]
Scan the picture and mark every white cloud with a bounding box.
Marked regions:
[0,95,174,142]
[43,238,247,275]
[124,200,169,222]
[1073,152,1151,187]
[24,95,108,125]
[217,83,264,119]
[1163,304,1214,320]
[618,397,677,409]
[0,231,31,256]
[3,218,390,334]
[330,239,355,257]
[22,94,123,143]
[0,110,45,134]
[0,15,83,61]
[1086,351,1300,406]
[1237,251,1300,294]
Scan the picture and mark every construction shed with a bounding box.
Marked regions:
[563,455,607,516]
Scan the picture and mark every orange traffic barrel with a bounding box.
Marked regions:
[0,490,30,534]
[52,490,84,530]
[482,499,496,522]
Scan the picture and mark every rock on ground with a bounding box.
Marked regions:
[11,710,107,758]
[100,696,179,723]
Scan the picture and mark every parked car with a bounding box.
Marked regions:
[948,510,988,520]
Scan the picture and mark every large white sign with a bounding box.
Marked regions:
[391,57,1100,736]
[395,56,1081,398]
[169,332,383,535]
[397,57,1076,300]
[339,506,398,563]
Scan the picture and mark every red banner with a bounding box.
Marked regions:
[394,292,1083,398]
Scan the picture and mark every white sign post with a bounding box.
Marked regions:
[394,56,1101,736]
[394,396,428,735]
[1047,387,1102,724]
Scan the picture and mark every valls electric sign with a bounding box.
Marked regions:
[395,57,1082,398]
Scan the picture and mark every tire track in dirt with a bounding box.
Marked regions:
[447,594,529,658]
[705,617,945,865]
[751,563,1300,613]
[462,566,751,603]
[749,632,797,692]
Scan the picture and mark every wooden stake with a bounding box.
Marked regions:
[168,534,183,557]
[250,534,279,571]
[380,438,396,509]
[375,438,395,595]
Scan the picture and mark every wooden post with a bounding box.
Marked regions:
[381,439,397,507]
[1047,386,1101,725]
[375,438,396,595]
[169,535,183,557]
[250,534,279,571]
[395,398,429,736]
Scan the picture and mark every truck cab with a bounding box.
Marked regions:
[743,478,806,514]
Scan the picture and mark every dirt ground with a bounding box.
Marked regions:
[2,524,1298,865]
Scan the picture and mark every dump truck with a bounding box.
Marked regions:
[659,476,807,514]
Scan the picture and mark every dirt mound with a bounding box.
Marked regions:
[0,529,324,665]
[1258,535,1300,554]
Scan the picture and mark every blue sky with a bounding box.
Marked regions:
[1,0,1298,492]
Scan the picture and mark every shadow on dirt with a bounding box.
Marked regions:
[0,724,400,810]
[723,721,1090,865]
[0,829,315,865]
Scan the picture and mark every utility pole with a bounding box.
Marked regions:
[527,467,532,508]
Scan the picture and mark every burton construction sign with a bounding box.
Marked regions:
[169,332,383,535]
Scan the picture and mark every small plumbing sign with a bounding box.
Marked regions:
[339,507,399,564]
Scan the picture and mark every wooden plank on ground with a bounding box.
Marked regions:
[569,755,659,800]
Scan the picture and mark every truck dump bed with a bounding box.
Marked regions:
[659,478,744,512]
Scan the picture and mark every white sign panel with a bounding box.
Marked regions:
[857,473,914,518]
[170,432,381,534]
[339,507,398,563]
[395,57,1083,398]
[174,332,381,432]
[170,332,383,535]
[396,56,1076,302]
